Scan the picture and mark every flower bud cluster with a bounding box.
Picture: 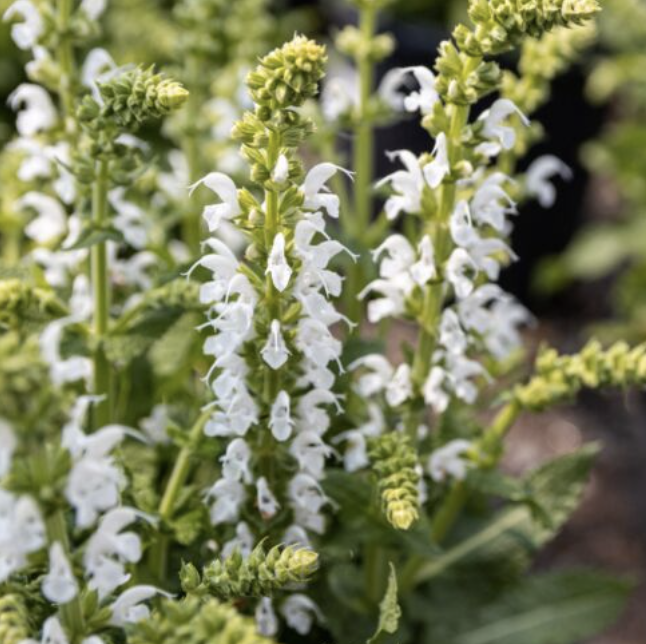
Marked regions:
[0,594,32,644]
[368,433,421,531]
[514,340,646,411]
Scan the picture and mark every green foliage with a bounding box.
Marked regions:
[367,564,401,644]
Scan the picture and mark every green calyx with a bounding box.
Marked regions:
[514,339,646,411]
[0,594,32,644]
[189,541,319,600]
[129,597,274,644]
[246,35,327,115]
[0,279,67,326]
[368,433,421,531]
[97,66,189,127]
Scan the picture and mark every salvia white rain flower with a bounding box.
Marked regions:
[377,150,425,220]
[42,542,79,604]
[139,404,171,444]
[81,0,108,20]
[256,597,279,637]
[350,354,394,397]
[110,586,172,627]
[221,521,255,559]
[470,172,517,233]
[3,0,43,51]
[302,163,354,218]
[288,473,328,534]
[476,99,530,157]
[190,172,241,231]
[256,477,280,519]
[410,235,437,286]
[283,524,311,548]
[261,319,290,370]
[23,616,69,644]
[423,366,450,414]
[387,364,413,407]
[281,594,323,636]
[220,438,252,483]
[272,154,290,183]
[385,66,439,115]
[206,478,246,525]
[525,155,572,208]
[296,389,340,435]
[290,431,332,479]
[81,48,118,101]
[428,439,474,482]
[423,133,450,189]
[18,191,67,244]
[0,419,16,478]
[267,233,292,292]
[8,84,57,136]
[270,391,294,442]
[445,247,478,299]
[439,309,468,355]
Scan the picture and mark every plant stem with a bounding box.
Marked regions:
[158,409,212,522]
[57,0,76,135]
[46,510,86,640]
[91,159,112,430]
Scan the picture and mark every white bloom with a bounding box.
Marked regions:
[269,391,293,442]
[85,507,148,599]
[296,389,340,436]
[410,235,436,286]
[281,594,323,635]
[18,192,67,244]
[445,247,477,299]
[204,385,258,438]
[8,84,57,136]
[321,62,358,120]
[0,419,16,478]
[272,154,290,183]
[288,473,328,534]
[267,233,292,292]
[477,99,529,156]
[386,66,439,114]
[261,319,290,370]
[471,173,516,232]
[445,352,487,404]
[189,172,241,231]
[110,586,171,627]
[256,477,280,519]
[80,0,107,21]
[25,617,69,644]
[386,364,413,407]
[256,597,279,637]
[350,354,394,398]
[377,150,424,220]
[283,524,311,548]
[81,48,117,100]
[428,439,473,482]
[423,366,450,414]
[302,163,353,218]
[207,478,246,525]
[296,318,341,369]
[220,438,252,483]
[221,521,255,559]
[42,542,79,604]
[439,309,468,355]
[290,431,331,478]
[139,405,171,444]
[3,0,43,51]
[423,133,450,189]
[525,155,572,208]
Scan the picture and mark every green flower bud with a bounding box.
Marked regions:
[368,433,421,531]
[0,594,31,644]
[129,597,274,644]
[180,561,202,593]
[201,541,319,600]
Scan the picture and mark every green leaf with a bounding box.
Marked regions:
[452,570,632,644]
[368,563,401,644]
[414,445,598,583]
[63,224,124,250]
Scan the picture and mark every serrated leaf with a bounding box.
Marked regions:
[368,563,401,644]
[63,225,124,250]
[452,570,631,644]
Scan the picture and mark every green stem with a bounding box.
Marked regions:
[46,511,86,640]
[57,0,76,135]
[158,409,212,522]
[91,159,112,430]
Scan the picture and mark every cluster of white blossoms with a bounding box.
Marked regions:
[350,66,571,485]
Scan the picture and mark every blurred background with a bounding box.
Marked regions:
[2,0,646,641]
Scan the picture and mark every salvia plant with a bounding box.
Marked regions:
[0,1,642,644]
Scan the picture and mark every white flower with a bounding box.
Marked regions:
[444,352,488,404]
[3,0,43,51]
[471,173,516,232]
[267,233,292,292]
[445,247,477,299]
[290,431,331,478]
[220,438,252,483]
[85,507,149,599]
[269,391,293,442]
[0,419,16,478]
[296,389,340,435]
[428,439,473,482]
[24,616,69,644]
[18,192,67,244]
[283,524,311,548]
[261,320,290,370]
[386,364,413,407]
[350,354,393,397]
[8,84,57,136]
[189,172,241,231]
[423,133,450,189]
[321,62,358,120]
[281,594,323,635]
[423,366,450,414]
[377,150,424,220]
[256,477,280,519]
[302,163,353,218]
[477,99,529,156]
[256,597,279,637]
[288,473,328,534]
[525,155,572,208]
[439,309,468,355]
[221,521,255,559]
[110,586,171,627]
[139,405,171,444]
[207,478,246,525]
[204,385,258,438]
[42,542,79,604]
[410,235,437,286]
[80,0,107,21]
[296,319,341,369]
[272,154,290,183]
[386,66,439,114]
[81,48,117,100]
